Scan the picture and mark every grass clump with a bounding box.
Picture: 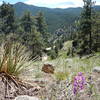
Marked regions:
[54,71,69,81]
[0,42,33,76]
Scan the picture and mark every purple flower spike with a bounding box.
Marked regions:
[78,72,83,76]
[72,72,86,95]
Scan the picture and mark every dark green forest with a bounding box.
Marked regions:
[0,0,100,59]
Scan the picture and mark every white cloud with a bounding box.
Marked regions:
[96,0,100,5]
[24,0,100,8]
[96,2,100,5]
[25,0,83,8]
[0,1,2,5]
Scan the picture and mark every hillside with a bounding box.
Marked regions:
[13,2,100,33]
[13,2,82,33]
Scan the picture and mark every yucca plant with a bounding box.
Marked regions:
[0,42,33,76]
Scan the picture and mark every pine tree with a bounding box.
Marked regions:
[20,11,43,57]
[92,11,100,52]
[36,12,47,36]
[0,2,15,34]
[35,12,49,47]
[26,27,43,57]
[73,0,94,56]
[20,11,33,33]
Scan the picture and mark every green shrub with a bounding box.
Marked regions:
[48,49,58,59]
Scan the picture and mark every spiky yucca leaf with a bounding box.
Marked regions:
[0,42,33,76]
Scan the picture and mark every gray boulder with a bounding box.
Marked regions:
[93,67,100,73]
[15,95,40,100]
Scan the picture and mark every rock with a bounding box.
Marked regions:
[93,67,100,73]
[15,95,40,100]
[66,58,73,62]
[42,64,54,74]
[96,78,100,92]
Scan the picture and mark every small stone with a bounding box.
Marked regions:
[42,64,54,74]
[15,95,40,100]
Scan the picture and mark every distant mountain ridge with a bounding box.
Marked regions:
[13,2,100,33]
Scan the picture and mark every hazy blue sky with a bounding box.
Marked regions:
[0,0,100,8]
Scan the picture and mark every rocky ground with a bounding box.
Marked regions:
[0,72,42,100]
[0,67,100,100]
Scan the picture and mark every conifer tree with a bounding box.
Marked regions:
[92,11,100,52]
[0,2,15,34]
[20,11,43,57]
[36,12,49,47]
[73,0,94,56]
[20,11,33,33]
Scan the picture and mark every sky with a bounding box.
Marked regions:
[0,0,100,8]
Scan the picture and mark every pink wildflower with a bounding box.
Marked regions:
[73,72,86,94]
